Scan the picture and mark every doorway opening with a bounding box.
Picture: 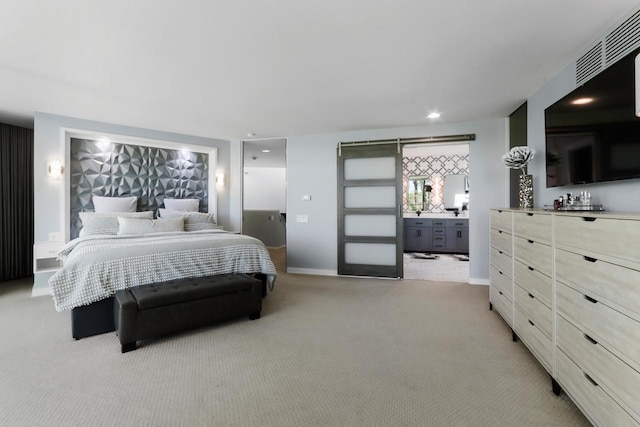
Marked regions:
[402,142,470,282]
[242,138,287,272]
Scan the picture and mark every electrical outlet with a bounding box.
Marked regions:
[302,195,312,201]
[49,232,63,242]
[296,215,308,223]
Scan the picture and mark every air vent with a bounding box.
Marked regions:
[605,9,640,66]
[576,42,603,85]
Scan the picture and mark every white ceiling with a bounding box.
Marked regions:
[0,1,638,140]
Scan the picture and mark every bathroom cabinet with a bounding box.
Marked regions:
[404,217,468,254]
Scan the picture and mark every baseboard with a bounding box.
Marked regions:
[286,268,337,276]
[469,277,490,286]
[31,286,51,297]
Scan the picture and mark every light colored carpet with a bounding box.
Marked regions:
[404,252,470,282]
[0,252,588,426]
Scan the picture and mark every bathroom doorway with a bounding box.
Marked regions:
[242,138,287,272]
[402,143,470,282]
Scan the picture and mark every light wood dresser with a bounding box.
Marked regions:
[490,208,640,426]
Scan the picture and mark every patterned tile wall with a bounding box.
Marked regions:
[70,138,208,239]
[403,154,469,213]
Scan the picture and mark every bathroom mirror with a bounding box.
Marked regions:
[406,175,431,213]
[443,174,469,211]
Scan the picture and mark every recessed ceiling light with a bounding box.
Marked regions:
[427,112,441,119]
[261,149,271,153]
[572,97,594,105]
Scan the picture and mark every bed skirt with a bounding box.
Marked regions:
[71,297,116,339]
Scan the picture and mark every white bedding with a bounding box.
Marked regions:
[49,230,276,311]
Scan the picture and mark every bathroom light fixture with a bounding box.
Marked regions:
[427,112,441,119]
[636,53,640,117]
[216,173,225,186]
[47,160,64,179]
[261,149,271,153]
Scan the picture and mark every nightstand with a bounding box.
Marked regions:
[32,242,63,296]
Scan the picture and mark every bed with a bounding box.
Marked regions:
[49,229,277,339]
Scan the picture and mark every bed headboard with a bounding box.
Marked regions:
[69,138,209,239]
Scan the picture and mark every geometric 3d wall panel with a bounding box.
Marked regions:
[70,138,208,239]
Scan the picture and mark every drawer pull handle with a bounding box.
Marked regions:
[499,291,503,296]
[498,250,503,254]
[583,256,597,263]
[527,213,534,217]
[456,222,463,226]
[498,230,503,234]
[528,266,534,271]
[581,217,597,222]
[528,239,534,244]
[528,319,535,326]
[584,334,598,345]
[498,210,503,213]
[498,271,503,275]
[416,222,423,225]
[528,293,535,299]
[583,373,598,387]
[583,295,598,304]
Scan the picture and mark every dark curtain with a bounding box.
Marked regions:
[0,123,34,281]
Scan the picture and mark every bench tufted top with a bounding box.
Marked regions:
[129,274,259,310]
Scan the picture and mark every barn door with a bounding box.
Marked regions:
[337,143,403,278]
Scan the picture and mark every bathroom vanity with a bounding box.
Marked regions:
[404,216,468,254]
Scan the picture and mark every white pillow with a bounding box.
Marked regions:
[163,198,199,212]
[79,211,154,236]
[117,217,184,235]
[158,209,218,231]
[93,196,138,213]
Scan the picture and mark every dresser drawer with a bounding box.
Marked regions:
[556,349,637,427]
[491,285,512,326]
[513,259,552,308]
[556,248,640,320]
[514,306,552,373]
[557,315,640,422]
[513,236,552,277]
[490,265,512,301]
[490,246,512,279]
[557,281,640,367]
[555,215,640,265]
[514,283,552,338]
[490,228,512,255]
[513,212,552,243]
[490,209,512,232]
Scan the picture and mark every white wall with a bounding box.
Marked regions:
[243,167,286,212]
[33,112,231,242]
[233,119,506,282]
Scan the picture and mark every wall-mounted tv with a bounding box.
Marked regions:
[545,46,640,188]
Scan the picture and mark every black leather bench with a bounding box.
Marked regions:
[114,273,262,353]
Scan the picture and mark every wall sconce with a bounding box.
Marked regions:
[47,160,64,179]
[216,173,225,186]
[636,53,640,117]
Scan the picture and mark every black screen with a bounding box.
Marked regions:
[545,46,640,187]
